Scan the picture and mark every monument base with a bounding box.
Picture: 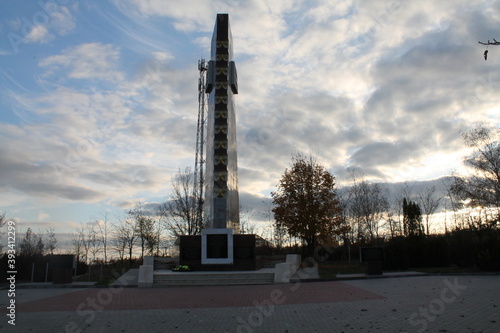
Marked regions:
[179,233,256,271]
[202,228,234,265]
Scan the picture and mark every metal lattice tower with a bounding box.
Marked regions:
[193,59,208,233]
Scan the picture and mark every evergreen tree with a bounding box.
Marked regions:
[403,198,423,236]
[19,228,45,257]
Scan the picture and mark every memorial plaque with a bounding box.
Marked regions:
[207,234,228,258]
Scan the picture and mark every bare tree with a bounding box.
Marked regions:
[95,212,111,263]
[86,222,103,263]
[74,223,91,264]
[261,199,287,250]
[129,203,157,258]
[112,217,137,263]
[418,186,442,235]
[442,177,464,230]
[240,207,257,234]
[383,208,401,238]
[451,125,500,226]
[0,212,7,254]
[335,190,355,261]
[70,229,84,264]
[74,222,102,264]
[158,167,200,237]
[346,171,389,242]
[45,227,57,255]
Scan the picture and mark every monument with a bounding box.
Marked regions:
[204,13,240,232]
[179,14,256,270]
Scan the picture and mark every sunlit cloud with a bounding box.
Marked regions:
[0,0,499,231]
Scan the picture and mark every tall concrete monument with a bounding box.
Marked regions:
[204,13,240,232]
[179,14,256,270]
[201,13,240,265]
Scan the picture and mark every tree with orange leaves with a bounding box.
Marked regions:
[272,154,345,257]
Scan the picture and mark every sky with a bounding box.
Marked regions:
[1,0,499,239]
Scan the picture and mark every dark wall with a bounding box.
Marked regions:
[179,234,256,271]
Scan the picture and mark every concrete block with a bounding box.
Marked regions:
[143,256,154,266]
[274,254,302,283]
[286,254,301,266]
[138,265,153,288]
[274,263,293,283]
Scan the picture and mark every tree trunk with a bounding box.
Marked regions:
[305,236,316,258]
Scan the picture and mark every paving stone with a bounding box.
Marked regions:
[0,275,498,332]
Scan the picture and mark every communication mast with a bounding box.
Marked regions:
[193,59,208,233]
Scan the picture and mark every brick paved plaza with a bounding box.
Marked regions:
[1,275,499,332]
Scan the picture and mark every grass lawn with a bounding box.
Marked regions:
[318,261,365,279]
[318,261,484,279]
[409,266,481,274]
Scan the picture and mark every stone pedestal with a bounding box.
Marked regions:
[138,265,153,288]
[274,254,302,283]
[179,233,256,271]
[138,256,154,288]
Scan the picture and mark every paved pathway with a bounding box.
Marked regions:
[1,275,499,332]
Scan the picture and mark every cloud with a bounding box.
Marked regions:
[349,141,417,167]
[25,25,53,43]
[39,43,124,81]
[1,87,155,205]
[9,3,76,46]
[114,0,216,31]
[0,136,103,203]
[39,2,499,190]
[1,41,202,207]
[2,0,500,231]
[49,5,77,35]
[238,191,273,224]
[38,211,50,221]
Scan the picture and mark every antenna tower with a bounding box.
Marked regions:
[193,59,208,233]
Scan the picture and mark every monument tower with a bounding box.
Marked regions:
[204,13,240,232]
[180,14,256,270]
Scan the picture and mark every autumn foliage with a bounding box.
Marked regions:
[271,155,345,256]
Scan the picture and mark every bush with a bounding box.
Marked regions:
[376,228,498,271]
[447,229,478,267]
[424,236,450,267]
[383,236,409,270]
